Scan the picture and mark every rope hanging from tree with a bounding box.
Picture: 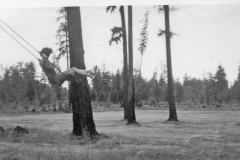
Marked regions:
[0,19,40,54]
[0,19,65,75]
[0,24,39,59]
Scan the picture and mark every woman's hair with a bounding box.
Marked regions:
[40,47,53,57]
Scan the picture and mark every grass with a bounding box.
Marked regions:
[0,147,137,160]
[0,128,166,160]
[0,126,104,146]
[0,127,189,160]
[0,127,234,160]
[1,110,240,159]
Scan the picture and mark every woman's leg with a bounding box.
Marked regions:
[74,67,91,76]
[62,66,97,78]
[62,67,90,77]
[74,66,97,77]
[85,65,97,74]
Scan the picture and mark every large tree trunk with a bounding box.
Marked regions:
[127,6,137,124]
[119,6,128,120]
[66,7,99,137]
[164,5,178,121]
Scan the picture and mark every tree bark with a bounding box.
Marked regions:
[65,14,71,109]
[66,7,99,137]
[164,5,179,121]
[127,6,137,124]
[140,54,143,76]
[119,6,128,120]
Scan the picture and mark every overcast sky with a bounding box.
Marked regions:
[0,1,240,87]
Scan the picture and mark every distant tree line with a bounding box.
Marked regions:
[0,62,68,109]
[0,61,239,109]
[90,63,240,107]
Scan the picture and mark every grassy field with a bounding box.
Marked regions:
[0,109,240,160]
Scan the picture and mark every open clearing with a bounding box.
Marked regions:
[0,109,240,159]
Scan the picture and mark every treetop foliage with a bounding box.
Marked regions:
[138,9,149,56]
[109,27,123,45]
[158,29,177,38]
[106,6,117,13]
[54,7,69,71]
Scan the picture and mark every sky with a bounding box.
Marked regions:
[0,0,240,88]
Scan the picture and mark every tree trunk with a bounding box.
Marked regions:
[219,97,222,106]
[65,13,71,109]
[127,6,137,124]
[164,5,178,121]
[66,7,99,137]
[205,81,210,105]
[206,95,210,105]
[119,6,128,120]
[140,54,143,76]
[1,93,5,104]
[117,87,120,104]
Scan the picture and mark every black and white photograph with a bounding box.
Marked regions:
[0,0,240,159]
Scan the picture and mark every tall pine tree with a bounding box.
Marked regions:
[214,65,228,106]
[66,7,99,137]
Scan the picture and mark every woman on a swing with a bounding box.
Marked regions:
[38,47,97,87]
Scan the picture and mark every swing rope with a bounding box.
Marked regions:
[0,19,39,54]
[0,19,66,76]
[0,25,39,59]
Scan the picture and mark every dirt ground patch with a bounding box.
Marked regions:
[0,110,240,159]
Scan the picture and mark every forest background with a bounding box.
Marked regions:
[1,3,240,112]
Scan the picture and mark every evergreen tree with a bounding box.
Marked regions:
[91,65,113,103]
[9,63,25,107]
[55,7,69,69]
[175,79,184,104]
[40,85,52,105]
[159,73,167,102]
[23,61,37,104]
[35,80,49,106]
[138,9,149,75]
[183,77,204,105]
[66,7,99,137]
[134,74,149,106]
[149,70,161,106]
[230,66,240,101]
[162,5,178,121]
[55,7,70,108]
[107,6,128,119]
[204,73,215,105]
[26,80,35,104]
[127,5,137,124]
[237,65,240,81]
[0,61,59,108]
[183,73,190,86]
[1,69,11,104]
[92,69,103,102]
[214,65,228,105]
[102,69,112,100]
[114,70,122,104]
